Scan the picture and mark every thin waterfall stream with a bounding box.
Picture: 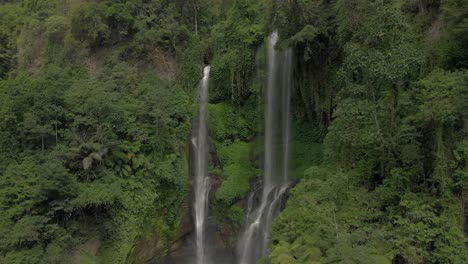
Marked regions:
[193,65,211,264]
[237,31,293,264]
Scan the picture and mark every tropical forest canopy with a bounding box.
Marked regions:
[0,0,467,263]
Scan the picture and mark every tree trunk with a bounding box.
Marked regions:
[463,192,468,235]
[192,0,198,35]
[55,98,58,144]
[55,119,58,145]
[371,89,380,131]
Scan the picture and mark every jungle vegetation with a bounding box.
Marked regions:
[0,0,466,263]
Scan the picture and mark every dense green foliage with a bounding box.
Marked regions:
[0,64,191,263]
[0,0,466,263]
[270,0,468,263]
[0,1,204,263]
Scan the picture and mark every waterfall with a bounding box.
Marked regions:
[237,31,293,264]
[193,65,211,264]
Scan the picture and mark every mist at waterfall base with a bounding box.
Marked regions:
[236,31,293,264]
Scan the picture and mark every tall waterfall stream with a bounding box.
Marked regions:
[185,31,292,264]
[193,66,211,264]
[236,31,293,264]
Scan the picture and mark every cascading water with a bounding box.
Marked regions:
[193,65,211,264]
[237,31,293,264]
